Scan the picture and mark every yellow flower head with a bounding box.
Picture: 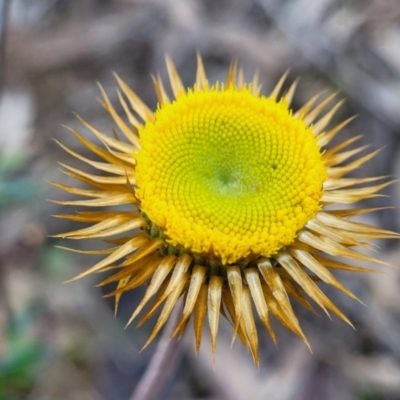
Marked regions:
[136,86,327,264]
[52,54,398,365]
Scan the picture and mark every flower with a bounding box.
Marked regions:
[52,54,398,365]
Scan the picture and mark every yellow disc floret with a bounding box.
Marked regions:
[135,85,328,264]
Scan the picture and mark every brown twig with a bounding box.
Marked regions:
[256,0,400,129]
[129,301,184,400]
[0,0,11,99]
[0,260,15,332]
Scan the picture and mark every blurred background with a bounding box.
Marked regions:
[1,0,400,399]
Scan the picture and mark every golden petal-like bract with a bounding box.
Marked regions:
[52,54,398,365]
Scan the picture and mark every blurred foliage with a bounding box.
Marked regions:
[1,0,400,399]
[0,306,46,400]
[0,151,42,207]
[0,151,44,399]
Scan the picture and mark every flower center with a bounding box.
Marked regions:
[135,86,328,264]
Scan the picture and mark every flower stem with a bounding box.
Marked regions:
[129,301,184,400]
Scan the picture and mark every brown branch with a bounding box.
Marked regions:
[129,301,184,400]
[0,0,11,99]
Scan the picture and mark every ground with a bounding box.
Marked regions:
[1,1,400,399]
